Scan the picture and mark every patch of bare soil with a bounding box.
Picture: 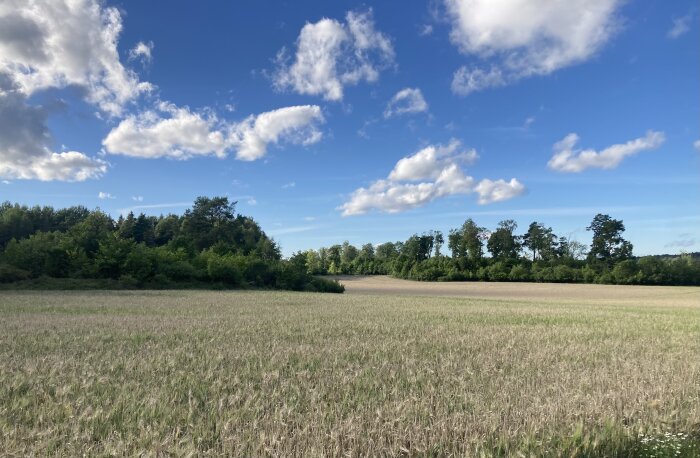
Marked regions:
[332,275,700,307]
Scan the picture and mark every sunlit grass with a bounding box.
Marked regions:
[1,289,698,456]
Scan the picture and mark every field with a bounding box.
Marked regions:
[1,277,699,456]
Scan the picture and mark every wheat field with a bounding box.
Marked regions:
[1,279,699,456]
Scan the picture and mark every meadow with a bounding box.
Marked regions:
[1,278,699,456]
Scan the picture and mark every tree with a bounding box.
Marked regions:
[154,214,181,245]
[586,214,633,265]
[117,212,136,240]
[181,196,237,251]
[305,250,322,275]
[433,230,444,257]
[487,220,520,262]
[557,237,588,260]
[522,222,556,261]
[448,218,484,270]
[340,241,358,272]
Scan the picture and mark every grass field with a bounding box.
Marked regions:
[1,278,699,456]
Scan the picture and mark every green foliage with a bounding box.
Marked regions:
[587,214,633,265]
[303,215,698,286]
[0,197,339,293]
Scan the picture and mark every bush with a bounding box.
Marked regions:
[307,277,345,293]
[509,265,531,282]
[206,253,243,286]
[0,263,31,283]
[486,262,510,281]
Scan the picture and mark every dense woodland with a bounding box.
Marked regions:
[0,197,343,292]
[296,215,700,286]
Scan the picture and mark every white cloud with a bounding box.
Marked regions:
[129,41,154,64]
[420,24,434,36]
[247,197,257,206]
[0,75,106,181]
[339,140,523,216]
[547,131,665,173]
[231,105,324,161]
[103,103,324,161]
[473,178,525,204]
[384,88,429,118]
[273,9,394,101]
[388,139,477,181]
[668,14,693,39]
[131,195,143,202]
[0,0,152,116]
[282,182,296,189]
[445,0,622,94]
[98,191,115,199]
[118,202,190,216]
[693,140,700,152]
[451,66,505,95]
[0,0,156,181]
[103,102,226,159]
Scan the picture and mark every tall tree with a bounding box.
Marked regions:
[487,220,520,261]
[433,230,444,258]
[586,214,633,265]
[522,222,556,261]
[448,218,484,269]
[181,196,237,251]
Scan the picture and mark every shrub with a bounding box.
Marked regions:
[307,277,345,293]
[206,253,243,286]
[0,263,31,283]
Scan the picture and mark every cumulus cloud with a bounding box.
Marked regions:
[98,191,115,199]
[103,102,324,161]
[0,74,106,181]
[129,41,154,64]
[445,0,622,94]
[547,131,665,173]
[384,88,429,118]
[0,0,152,116]
[103,102,226,159]
[388,139,477,181]
[473,178,525,204]
[339,140,524,216]
[273,9,394,101]
[231,105,324,161]
[132,195,143,202]
[0,0,157,181]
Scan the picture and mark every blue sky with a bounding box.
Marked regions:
[1,0,698,256]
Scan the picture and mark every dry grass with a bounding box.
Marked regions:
[1,280,699,456]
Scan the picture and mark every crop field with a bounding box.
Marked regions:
[1,278,699,456]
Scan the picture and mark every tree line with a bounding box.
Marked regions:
[295,215,699,286]
[0,197,343,292]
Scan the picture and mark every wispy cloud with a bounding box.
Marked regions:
[268,225,322,236]
[668,13,694,39]
[117,202,191,216]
